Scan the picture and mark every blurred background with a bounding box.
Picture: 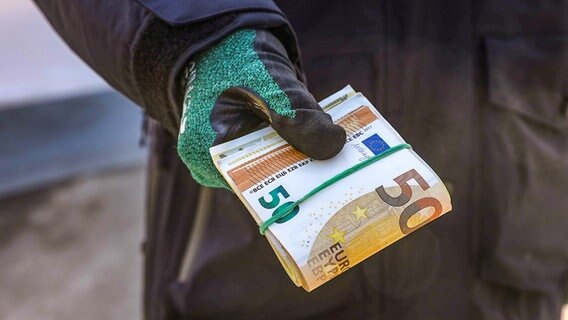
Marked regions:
[0,0,145,318]
[0,1,566,320]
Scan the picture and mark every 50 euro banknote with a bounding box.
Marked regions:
[210,86,452,291]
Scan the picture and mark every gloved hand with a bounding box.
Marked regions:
[177,29,346,189]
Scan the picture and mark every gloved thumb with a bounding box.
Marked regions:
[210,30,346,159]
[211,85,346,160]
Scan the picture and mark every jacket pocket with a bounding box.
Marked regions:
[479,35,568,292]
[486,36,568,129]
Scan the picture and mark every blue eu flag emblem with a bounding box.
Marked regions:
[362,134,390,155]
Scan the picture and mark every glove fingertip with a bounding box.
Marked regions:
[305,123,346,160]
[271,109,347,160]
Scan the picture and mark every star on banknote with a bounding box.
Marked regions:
[328,227,346,244]
[351,205,368,220]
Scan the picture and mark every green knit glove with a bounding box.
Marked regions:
[177,29,346,189]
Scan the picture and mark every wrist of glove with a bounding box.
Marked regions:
[177,29,346,189]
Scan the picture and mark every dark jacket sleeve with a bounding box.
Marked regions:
[32,0,300,135]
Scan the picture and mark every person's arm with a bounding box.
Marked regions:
[33,1,346,188]
[32,1,296,133]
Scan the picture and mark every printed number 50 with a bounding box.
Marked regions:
[375,169,442,234]
[258,185,299,224]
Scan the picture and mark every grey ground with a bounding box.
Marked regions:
[0,167,145,320]
[0,2,145,315]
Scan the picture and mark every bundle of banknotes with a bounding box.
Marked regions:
[210,86,452,291]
